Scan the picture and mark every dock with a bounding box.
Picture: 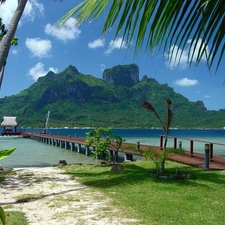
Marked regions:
[27,132,225,170]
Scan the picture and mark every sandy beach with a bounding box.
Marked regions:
[0,167,138,225]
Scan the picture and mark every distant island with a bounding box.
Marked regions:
[0,64,224,129]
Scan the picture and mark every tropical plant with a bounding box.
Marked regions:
[59,0,225,72]
[141,99,173,174]
[0,206,5,225]
[85,127,124,165]
[0,146,17,225]
[140,147,183,176]
[0,147,17,160]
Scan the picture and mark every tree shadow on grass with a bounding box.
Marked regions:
[65,163,149,188]
[65,162,225,190]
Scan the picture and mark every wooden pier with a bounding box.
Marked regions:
[27,132,225,170]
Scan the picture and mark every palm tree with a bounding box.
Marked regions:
[0,0,28,89]
[142,99,173,174]
[59,0,225,72]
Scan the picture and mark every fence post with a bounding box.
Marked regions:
[160,135,163,150]
[179,141,182,149]
[174,138,177,149]
[136,142,140,150]
[205,144,210,170]
[190,140,193,157]
[209,143,213,162]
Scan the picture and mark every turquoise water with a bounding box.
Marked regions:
[1,128,225,168]
[0,138,101,168]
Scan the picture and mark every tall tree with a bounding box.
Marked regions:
[59,0,225,72]
[0,0,28,89]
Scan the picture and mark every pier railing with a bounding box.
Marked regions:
[26,132,225,169]
[160,135,225,161]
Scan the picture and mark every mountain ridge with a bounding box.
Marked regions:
[0,64,224,129]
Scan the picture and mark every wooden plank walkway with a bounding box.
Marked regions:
[26,132,225,170]
[167,151,225,170]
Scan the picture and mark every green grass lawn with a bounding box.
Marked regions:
[64,160,225,225]
[3,211,28,225]
[1,160,225,225]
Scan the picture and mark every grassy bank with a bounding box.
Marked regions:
[64,160,225,225]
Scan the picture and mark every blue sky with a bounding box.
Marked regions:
[0,0,225,111]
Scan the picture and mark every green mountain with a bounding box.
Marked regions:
[0,64,224,129]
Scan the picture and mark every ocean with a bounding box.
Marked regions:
[1,128,225,168]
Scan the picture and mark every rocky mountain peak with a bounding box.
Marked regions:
[102,64,139,87]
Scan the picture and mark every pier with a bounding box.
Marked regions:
[27,132,225,170]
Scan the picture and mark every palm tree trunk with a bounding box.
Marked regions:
[160,136,168,174]
[0,0,27,89]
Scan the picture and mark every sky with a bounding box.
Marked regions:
[0,0,225,111]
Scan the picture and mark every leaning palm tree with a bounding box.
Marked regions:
[59,0,225,72]
[0,0,28,89]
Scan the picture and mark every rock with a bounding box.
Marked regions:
[0,165,7,172]
[169,174,176,180]
[59,160,67,166]
[124,160,131,163]
[111,165,124,171]
[186,173,196,179]
[159,176,168,179]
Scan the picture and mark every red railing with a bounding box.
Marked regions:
[160,135,225,162]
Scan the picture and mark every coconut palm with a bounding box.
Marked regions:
[59,0,225,72]
[0,0,28,89]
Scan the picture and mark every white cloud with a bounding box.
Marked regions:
[28,62,58,80]
[100,63,106,72]
[204,95,210,98]
[25,38,52,58]
[88,38,105,49]
[0,0,44,26]
[0,1,16,26]
[105,37,127,55]
[166,39,209,70]
[11,49,18,55]
[174,78,199,87]
[45,18,81,42]
[23,0,44,22]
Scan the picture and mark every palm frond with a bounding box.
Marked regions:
[59,0,225,72]
[141,102,165,131]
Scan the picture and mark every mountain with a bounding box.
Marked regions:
[0,64,224,129]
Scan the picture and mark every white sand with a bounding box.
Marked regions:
[0,167,139,225]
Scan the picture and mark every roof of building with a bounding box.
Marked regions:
[1,117,18,127]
